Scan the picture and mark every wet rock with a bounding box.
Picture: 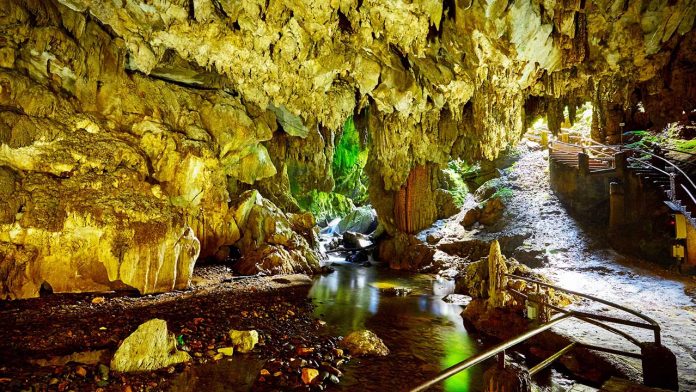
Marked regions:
[337,207,377,235]
[228,329,259,353]
[342,231,372,249]
[341,330,389,357]
[111,319,191,373]
[29,350,111,367]
[217,347,234,356]
[380,287,412,296]
[347,251,369,263]
[442,294,472,305]
[301,368,319,384]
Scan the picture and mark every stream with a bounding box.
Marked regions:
[309,260,487,391]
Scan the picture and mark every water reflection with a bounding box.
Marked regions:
[169,357,264,392]
[309,262,486,391]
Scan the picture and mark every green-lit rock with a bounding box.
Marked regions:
[111,319,191,373]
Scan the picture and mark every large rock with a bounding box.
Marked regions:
[232,191,321,275]
[0,168,200,299]
[337,206,378,235]
[111,319,191,373]
[341,330,390,357]
[228,329,259,354]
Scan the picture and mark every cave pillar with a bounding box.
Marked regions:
[546,99,564,136]
[604,104,625,145]
[393,165,438,234]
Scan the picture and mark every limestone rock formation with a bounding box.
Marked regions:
[341,330,390,357]
[111,319,191,373]
[232,191,321,275]
[1,0,695,296]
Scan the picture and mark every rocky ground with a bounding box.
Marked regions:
[423,142,696,390]
[0,266,348,392]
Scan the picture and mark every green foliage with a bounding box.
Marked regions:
[294,117,370,221]
[442,159,473,208]
[492,187,514,200]
[296,190,356,223]
[624,130,661,150]
[332,117,363,178]
[675,139,696,153]
[332,117,370,204]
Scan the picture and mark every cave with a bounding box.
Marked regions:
[1,0,695,391]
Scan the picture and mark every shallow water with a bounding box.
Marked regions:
[309,261,488,391]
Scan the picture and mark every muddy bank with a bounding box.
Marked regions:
[0,268,344,391]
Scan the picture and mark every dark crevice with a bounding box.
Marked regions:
[444,0,456,20]
[137,71,219,90]
[84,12,119,40]
[188,0,196,20]
[210,0,228,18]
[337,10,353,34]
[390,45,410,71]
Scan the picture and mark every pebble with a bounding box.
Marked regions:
[301,368,319,385]
[75,366,87,377]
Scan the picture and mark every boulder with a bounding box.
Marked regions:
[341,330,389,357]
[232,191,321,275]
[435,189,460,219]
[478,196,506,226]
[337,206,378,234]
[461,208,481,227]
[342,231,372,249]
[474,178,505,202]
[228,329,259,353]
[111,319,191,373]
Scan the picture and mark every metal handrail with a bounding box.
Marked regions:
[681,183,696,207]
[508,288,643,347]
[410,314,574,392]
[626,147,696,195]
[410,275,664,391]
[627,157,671,176]
[505,273,661,345]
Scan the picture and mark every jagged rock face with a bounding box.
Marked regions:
[0,0,694,296]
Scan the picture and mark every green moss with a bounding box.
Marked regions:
[675,139,696,153]
[492,187,514,200]
[332,117,369,204]
[442,160,473,208]
[296,190,356,223]
[293,117,369,221]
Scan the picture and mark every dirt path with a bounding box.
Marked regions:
[428,144,696,390]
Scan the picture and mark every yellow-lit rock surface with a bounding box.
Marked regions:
[1,0,694,297]
[111,319,191,373]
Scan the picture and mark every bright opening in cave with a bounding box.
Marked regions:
[1,1,695,392]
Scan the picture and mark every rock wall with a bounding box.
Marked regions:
[1,0,695,296]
